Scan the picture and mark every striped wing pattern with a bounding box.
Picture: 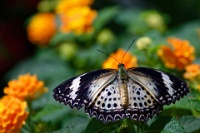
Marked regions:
[53,69,115,109]
[53,67,189,123]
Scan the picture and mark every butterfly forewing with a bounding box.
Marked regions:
[127,67,189,105]
[53,65,189,123]
[53,69,116,109]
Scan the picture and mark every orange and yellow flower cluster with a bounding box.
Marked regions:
[0,73,47,132]
[0,96,28,133]
[102,48,138,69]
[183,64,200,91]
[157,37,195,70]
[27,0,97,46]
[4,73,48,100]
[56,0,97,34]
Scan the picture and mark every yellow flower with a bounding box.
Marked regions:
[55,0,96,34]
[59,6,97,34]
[0,96,28,133]
[184,64,200,80]
[157,37,195,70]
[27,13,56,46]
[56,0,94,14]
[102,49,138,69]
[4,73,48,100]
[136,36,152,50]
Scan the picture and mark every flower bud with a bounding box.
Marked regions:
[58,42,77,60]
[97,29,115,45]
[136,36,152,50]
[141,11,166,32]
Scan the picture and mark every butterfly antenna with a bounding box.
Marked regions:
[121,39,135,63]
[97,49,120,64]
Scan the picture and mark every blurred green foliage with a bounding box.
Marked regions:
[2,1,200,133]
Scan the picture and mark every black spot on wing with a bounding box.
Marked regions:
[85,102,163,123]
[127,102,163,122]
[53,69,115,109]
[128,67,189,105]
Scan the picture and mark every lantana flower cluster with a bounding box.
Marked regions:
[56,0,97,34]
[0,73,47,132]
[184,64,200,91]
[157,37,200,92]
[157,37,195,70]
[27,0,97,46]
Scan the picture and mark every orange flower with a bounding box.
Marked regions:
[102,49,138,69]
[157,37,195,70]
[27,13,56,46]
[183,64,200,91]
[59,6,97,34]
[56,0,94,14]
[55,0,96,34]
[4,73,48,100]
[0,96,28,133]
[184,64,200,80]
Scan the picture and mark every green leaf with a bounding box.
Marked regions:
[116,8,141,25]
[148,116,172,132]
[84,118,149,133]
[188,98,200,111]
[53,117,89,133]
[93,6,120,32]
[164,96,192,110]
[32,104,70,122]
[116,8,150,35]
[84,118,122,133]
[50,33,75,46]
[5,48,73,84]
[161,117,185,133]
[178,116,200,133]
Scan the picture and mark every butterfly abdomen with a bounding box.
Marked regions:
[118,80,129,108]
[117,64,129,108]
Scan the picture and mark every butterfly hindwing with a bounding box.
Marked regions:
[53,69,116,109]
[126,78,163,121]
[86,80,126,122]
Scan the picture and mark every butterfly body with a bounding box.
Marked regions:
[117,63,129,108]
[53,64,189,123]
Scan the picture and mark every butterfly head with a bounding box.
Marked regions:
[118,63,125,68]
[117,63,127,78]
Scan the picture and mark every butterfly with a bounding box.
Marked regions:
[53,63,189,123]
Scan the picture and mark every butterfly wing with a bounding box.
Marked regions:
[53,66,189,123]
[86,79,126,122]
[53,69,117,109]
[126,78,163,122]
[125,67,189,121]
[127,67,189,105]
[87,77,163,123]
